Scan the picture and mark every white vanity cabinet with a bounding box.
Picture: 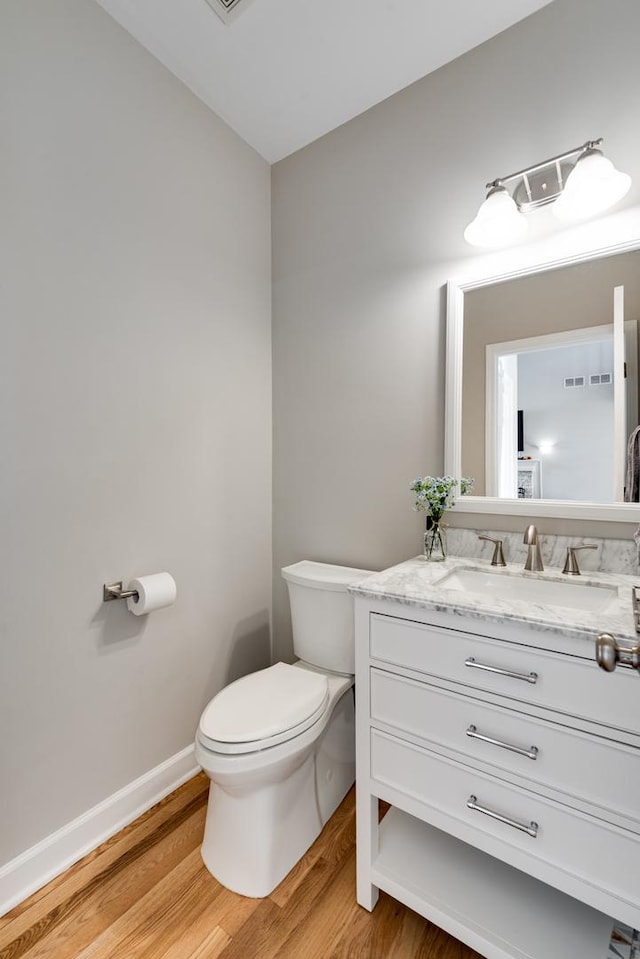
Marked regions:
[354,597,640,959]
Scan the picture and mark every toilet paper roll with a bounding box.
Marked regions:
[126,572,177,616]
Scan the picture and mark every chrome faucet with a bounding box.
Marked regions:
[478,535,506,567]
[562,544,597,575]
[523,525,544,572]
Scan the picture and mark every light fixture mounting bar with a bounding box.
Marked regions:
[486,139,604,212]
[487,139,603,191]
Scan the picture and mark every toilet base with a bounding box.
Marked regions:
[199,686,355,897]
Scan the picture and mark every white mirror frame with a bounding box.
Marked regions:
[445,237,640,522]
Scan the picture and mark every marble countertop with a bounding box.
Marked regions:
[350,555,640,645]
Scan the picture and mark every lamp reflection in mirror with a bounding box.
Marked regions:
[464,138,631,249]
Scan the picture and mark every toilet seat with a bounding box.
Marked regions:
[198,662,329,755]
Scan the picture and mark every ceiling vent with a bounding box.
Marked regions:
[203,0,254,25]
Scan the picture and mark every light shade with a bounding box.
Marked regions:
[553,149,631,221]
[463,186,528,249]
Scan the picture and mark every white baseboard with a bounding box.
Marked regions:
[0,744,199,918]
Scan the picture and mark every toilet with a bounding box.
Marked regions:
[194,560,373,898]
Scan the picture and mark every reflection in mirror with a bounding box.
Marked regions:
[485,323,639,502]
[460,250,640,504]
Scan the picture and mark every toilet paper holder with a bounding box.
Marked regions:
[103,581,139,603]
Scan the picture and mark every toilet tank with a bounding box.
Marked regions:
[281,561,374,674]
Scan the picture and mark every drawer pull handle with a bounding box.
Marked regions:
[465,657,538,684]
[466,725,539,760]
[466,795,539,838]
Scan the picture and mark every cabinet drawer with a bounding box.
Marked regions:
[370,728,640,915]
[371,668,640,830]
[370,613,639,733]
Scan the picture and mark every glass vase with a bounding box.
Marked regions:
[423,517,447,562]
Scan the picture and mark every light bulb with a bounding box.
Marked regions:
[553,149,631,221]
[464,186,528,248]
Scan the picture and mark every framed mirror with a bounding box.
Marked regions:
[445,238,640,521]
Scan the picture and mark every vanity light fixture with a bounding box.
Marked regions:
[464,138,631,249]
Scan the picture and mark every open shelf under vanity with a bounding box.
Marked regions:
[373,805,613,959]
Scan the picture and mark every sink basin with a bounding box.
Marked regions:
[435,566,617,612]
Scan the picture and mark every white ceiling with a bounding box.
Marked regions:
[94,0,553,163]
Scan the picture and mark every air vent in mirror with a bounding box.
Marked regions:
[563,375,585,389]
[589,372,612,386]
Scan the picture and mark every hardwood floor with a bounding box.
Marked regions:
[0,774,483,959]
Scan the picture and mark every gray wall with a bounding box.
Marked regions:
[1,0,271,864]
[272,0,640,661]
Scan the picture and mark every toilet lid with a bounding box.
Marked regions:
[199,663,329,752]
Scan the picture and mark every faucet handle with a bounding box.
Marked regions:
[562,544,598,576]
[478,535,506,567]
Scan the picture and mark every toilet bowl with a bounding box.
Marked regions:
[194,560,373,898]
